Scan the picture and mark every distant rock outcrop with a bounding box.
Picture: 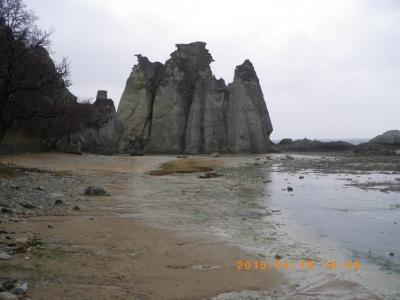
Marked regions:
[277,138,355,152]
[69,91,119,155]
[354,130,400,155]
[117,42,273,154]
[369,130,400,145]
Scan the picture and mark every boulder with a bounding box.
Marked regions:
[84,186,110,196]
[126,137,145,156]
[369,130,400,145]
[354,130,400,155]
[279,138,293,145]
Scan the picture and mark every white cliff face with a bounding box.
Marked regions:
[117,42,273,154]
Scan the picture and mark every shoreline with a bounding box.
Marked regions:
[1,152,399,299]
[0,153,284,300]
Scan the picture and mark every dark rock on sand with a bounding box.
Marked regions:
[84,186,110,196]
[199,172,222,179]
[54,199,64,206]
[0,208,12,215]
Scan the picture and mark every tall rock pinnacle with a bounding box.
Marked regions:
[117,42,273,154]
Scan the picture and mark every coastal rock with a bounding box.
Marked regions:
[227,60,273,153]
[146,42,219,153]
[369,130,400,145]
[117,56,164,152]
[69,91,120,155]
[354,130,400,155]
[277,138,354,152]
[118,42,273,154]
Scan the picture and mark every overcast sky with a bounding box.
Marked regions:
[25,0,399,140]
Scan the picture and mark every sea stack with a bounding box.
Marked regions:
[117,42,273,154]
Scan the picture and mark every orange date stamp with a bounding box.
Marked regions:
[236,259,363,271]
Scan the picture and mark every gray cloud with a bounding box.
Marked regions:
[25,0,400,140]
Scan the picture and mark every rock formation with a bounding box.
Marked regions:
[277,138,355,152]
[369,130,400,145]
[354,130,400,155]
[69,90,119,154]
[117,42,273,154]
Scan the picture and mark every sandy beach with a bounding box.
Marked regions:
[1,153,399,299]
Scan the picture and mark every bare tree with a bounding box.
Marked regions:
[0,0,70,142]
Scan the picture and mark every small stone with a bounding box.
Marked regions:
[36,186,44,191]
[0,230,8,234]
[13,282,28,295]
[199,172,222,179]
[287,186,293,192]
[389,252,394,256]
[1,208,12,215]
[0,251,11,260]
[84,186,109,196]
[20,203,36,209]
[299,176,304,179]
[54,199,64,206]
[176,155,187,158]
[211,152,220,157]
[50,192,64,199]
[254,157,260,161]
[72,206,80,211]
[15,237,29,245]
[0,291,18,300]
[15,245,27,254]
[2,280,16,290]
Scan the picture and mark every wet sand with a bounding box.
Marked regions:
[0,153,283,300]
[1,152,396,299]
